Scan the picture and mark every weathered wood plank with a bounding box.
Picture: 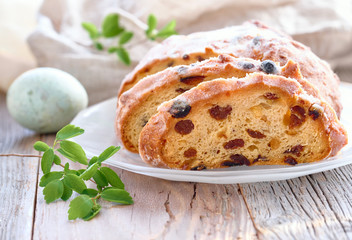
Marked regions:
[240,168,352,240]
[32,135,257,240]
[0,93,40,240]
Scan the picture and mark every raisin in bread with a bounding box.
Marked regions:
[139,73,347,170]
[118,20,342,117]
[116,54,308,153]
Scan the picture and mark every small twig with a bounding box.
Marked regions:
[0,153,96,184]
[57,161,96,184]
[0,153,42,158]
[92,194,101,201]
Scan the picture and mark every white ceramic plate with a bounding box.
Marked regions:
[71,82,352,184]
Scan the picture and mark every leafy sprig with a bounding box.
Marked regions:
[34,124,133,221]
[82,13,177,65]
[145,14,177,41]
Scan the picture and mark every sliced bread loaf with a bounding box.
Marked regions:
[139,73,347,169]
[117,55,305,152]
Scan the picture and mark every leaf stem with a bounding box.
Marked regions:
[0,153,97,184]
[56,163,97,185]
[93,194,101,200]
[0,153,42,158]
[92,194,101,206]
[53,139,58,148]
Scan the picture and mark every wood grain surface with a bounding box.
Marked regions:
[0,94,40,240]
[1,71,352,240]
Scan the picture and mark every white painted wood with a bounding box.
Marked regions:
[240,171,352,240]
[0,93,40,240]
[32,136,257,239]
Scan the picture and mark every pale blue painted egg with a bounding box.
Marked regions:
[7,68,88,133]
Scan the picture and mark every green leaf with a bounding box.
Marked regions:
[33,141,50,152]
[53,154,61,165]
[80,162,99,180]
[98,146,120,162]
[108,47,118,53]
[77,169,85,175]
[58,140,88,165]
[82,188,98,197]
[82,22,99,39]
[61,181,73,201]
[43,179,64,203]
[101,188,133,204]
[88,156,98,167]
[70,170,80,175]
[63,163,78,175]
[119,31,133,45]
[56,124,84,141]
[160,20,176,32]
[63,174,87,194]
[39,171,64,187]
[116,47,131,66]
[146,14,157,37]
[64,162,70,172]
[41,149,54,174]
[94,42,104,50]
[68,195,94,220]
[156,20,177,39]
[155,30,177,39]
[100,167,124,189]
[57,148,72,162]
[93,170,108,188]
[148,14,157,30]
[102,13,124,38]
[82,204,101,221]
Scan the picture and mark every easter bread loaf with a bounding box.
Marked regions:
[115,21,347,169]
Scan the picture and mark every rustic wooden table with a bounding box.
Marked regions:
[1,70,352,240]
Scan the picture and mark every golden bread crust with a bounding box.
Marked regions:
[118,21,342,117]
[139,74,347,169]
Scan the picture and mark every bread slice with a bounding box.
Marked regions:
[118,21,342,117]
[139,73,347,170]
[116,55,306,153]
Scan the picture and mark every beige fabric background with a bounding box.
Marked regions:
[0,0,42,94]
[1,0,352,104]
